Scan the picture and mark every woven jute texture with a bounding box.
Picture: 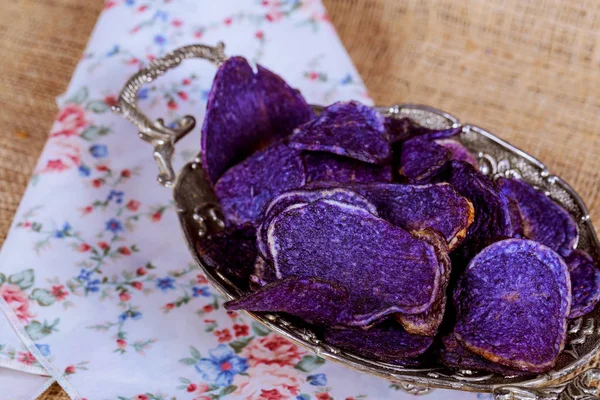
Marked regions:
[0,0,598,398]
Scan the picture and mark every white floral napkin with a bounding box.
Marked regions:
[0,1,488,399]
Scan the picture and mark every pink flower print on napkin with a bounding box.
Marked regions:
[233,363,302,399]
[51,104,89,138]
[241,333,303,368]
[0,284,35,324]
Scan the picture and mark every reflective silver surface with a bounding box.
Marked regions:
[112,43,226,187]
[113,43,600,400]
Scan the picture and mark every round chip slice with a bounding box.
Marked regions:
[268,199,444,326]
[496,177,578,256]
[324,321,434,362]
[564,250,600,318]
[454,239,571,372]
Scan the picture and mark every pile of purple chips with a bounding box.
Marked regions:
[195,57,600,375]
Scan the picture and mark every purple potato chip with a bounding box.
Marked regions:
[195,223,257,287]
[397,297,447,337]
[304,181,474,251]
[256,187,378,260]
[215,142,306,225]
[413,127,461,141]
[201,56,314,183]
[440,334,532,376]
[268,199,444,326]
[363,342,440,367]
[435,139,477,167]
[500,191,525,239]
[262,186,378,219]
[289,101,390,164]
[396,230,451,336]
[256,64,314,141]
[443,161,522,258]
[454,239,571,372]
[564,250,600,318]
[225,277,348,326]
[384,116,461,144]
[324,321,434,362]
[399,139,451,184]
[388,350,440,367]
[303,152,393,183]
[384,117,416,143]
[496,177,578,256]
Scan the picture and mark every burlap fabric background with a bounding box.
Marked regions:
[0,0,598,398]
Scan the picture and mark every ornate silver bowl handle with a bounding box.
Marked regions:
[111,42,227,187]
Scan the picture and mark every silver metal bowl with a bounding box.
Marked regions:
[113,43,600,400]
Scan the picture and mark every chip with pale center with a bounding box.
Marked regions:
[268,198,444,326]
